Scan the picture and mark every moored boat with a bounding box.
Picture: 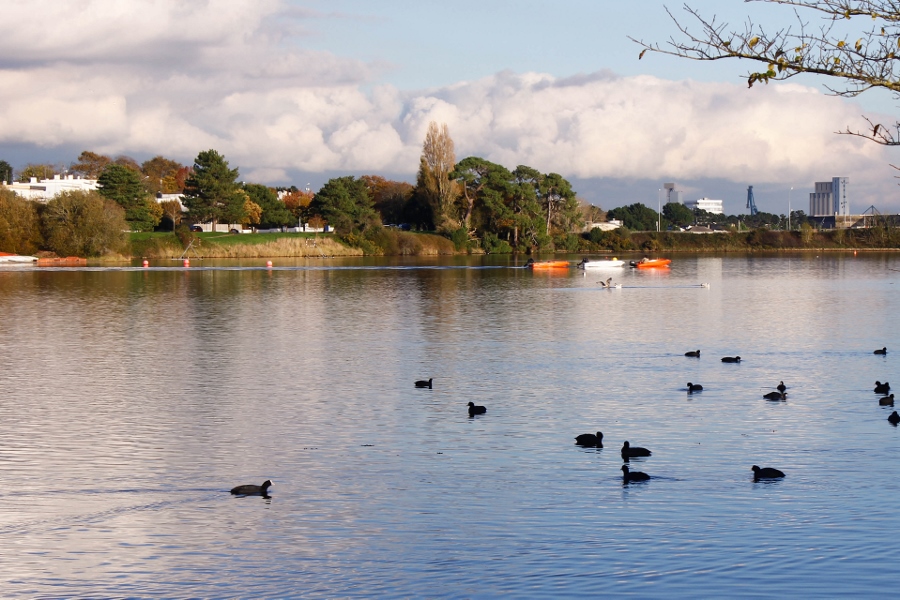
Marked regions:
[36,256,87,266]
[630,258,671,269]
[0,252,38,265]
[577,258,625,269]
[526,258,570,269]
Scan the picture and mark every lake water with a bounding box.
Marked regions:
[1,253,898,598]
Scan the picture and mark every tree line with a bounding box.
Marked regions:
[0,123,813,259]
[608,201,809,232]
[1,123,592,255]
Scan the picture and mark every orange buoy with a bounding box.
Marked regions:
[142,260,149,267]
[266,260,273,268]
[183,259,190,267]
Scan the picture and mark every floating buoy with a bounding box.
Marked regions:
[142,260,149,268]
[183,259,190,267]
[266,260,273,268]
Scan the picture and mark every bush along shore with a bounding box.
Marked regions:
[129,228,457,259]
[124,225,900,261]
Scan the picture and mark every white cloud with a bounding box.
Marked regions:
[0,0,896,209]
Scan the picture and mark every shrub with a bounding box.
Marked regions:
[588,228,634,252]
[554,233,581,253]
[0,189,42,254]
[174,224,196,248]
[449,227,469,251]
[481,232,512,254]
[42,190,128,256]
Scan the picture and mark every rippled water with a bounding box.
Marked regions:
[1,253,898,597]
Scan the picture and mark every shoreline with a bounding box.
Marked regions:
[54,229,900,261]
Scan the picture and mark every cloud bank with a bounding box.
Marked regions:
[1,0,894,207]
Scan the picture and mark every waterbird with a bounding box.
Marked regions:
[685,350,700,357]
[879,394,895,406]
[875,381,891,394]
[721,356,741,363]
[777,381,786,393]
[889,411,900,425]
[751,466,785,480]
[687,382,703,393]
[763,391,787,401]
[415,378,433,389]
[575,431,603,447]
[700,283,710,288]
[599,277,613,288]
[622,464,650,482]
[230,480,273,496]
[875,347,888,355]
[621,441,652,458]
[467,401,486,416]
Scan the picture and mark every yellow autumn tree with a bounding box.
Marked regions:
[416,121,459,231]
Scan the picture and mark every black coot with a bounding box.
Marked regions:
[230,480,273,496]
[575,431,603,447]
[751,466,785,480]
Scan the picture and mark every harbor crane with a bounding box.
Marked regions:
[746,186,758,216]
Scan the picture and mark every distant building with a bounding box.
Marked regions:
[2,174,99,201]
[585,219,622,232]
[686,197,724,215]
[155,192,185,210]
[663,182,684,204]
[809,177,849,217]
[685,225,726,234]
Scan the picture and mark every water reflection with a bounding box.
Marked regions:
[1,254,900,596]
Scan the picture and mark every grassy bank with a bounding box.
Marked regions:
[129,229,456,259]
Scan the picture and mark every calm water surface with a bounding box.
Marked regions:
[1,254,899,598]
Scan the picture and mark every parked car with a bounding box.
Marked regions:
[189,225,203,232]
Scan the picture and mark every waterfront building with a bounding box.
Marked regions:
[2,174,99,201]
[809,177,849,217]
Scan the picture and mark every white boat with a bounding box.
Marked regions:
[577,258,625,269]
[0,253,38,265]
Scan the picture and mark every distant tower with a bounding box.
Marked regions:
[746,186,758,216]
[833,177,849,215]
[809,177,849,216]
[664,183,675,203]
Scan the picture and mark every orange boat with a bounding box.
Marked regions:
[526,259,570,269]
[630,258,671,269]
[36,256,87,266]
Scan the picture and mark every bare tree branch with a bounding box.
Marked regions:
[630,1,900,144]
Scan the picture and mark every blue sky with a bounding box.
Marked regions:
[1,0,897,214]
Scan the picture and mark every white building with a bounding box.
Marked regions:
[809,177,849,217]
[155,192,185,210]
[2,174,99,201]
[585,219,623,232]
[686,197,724,215]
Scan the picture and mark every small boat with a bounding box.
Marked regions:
[0,252,38,265]
[577,258,625,269]
[526,259,570,269]
[36,256,87,266]
[630,258,671,269]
